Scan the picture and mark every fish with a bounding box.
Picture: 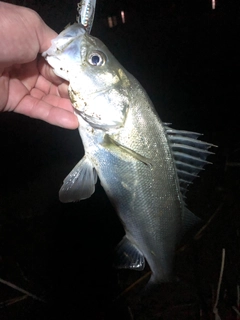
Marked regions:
[43,22,214,285]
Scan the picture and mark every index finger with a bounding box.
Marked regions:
[38,56,66,86]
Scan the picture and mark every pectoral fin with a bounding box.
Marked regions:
[59,156,97,203]
[104,134,152,167]
[114,236,145,270]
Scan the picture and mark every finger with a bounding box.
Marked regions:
[38,56,66,86]
[0,70,9,111]
[36,65,70,99]
[15,95,79,129]
[31,84,70,106]
[4,77,29,112]
[0,4,57,67]
[48,81,69,97]
[9,61,38,92]
[57,82,70,99]
[30,87,45,100]
[35,16,58,53]
[34,72,55,95]
[31,87,74,113]
[41,94,74,113]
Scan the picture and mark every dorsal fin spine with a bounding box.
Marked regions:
[165,124,215,197]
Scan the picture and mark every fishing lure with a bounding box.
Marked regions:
[76,0,96,33]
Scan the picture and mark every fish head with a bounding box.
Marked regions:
[43,23,131,129]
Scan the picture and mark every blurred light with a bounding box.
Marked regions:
[212,0,216,9]
[108,16,113,28]
[107,11,125,28]
[121,10,125,24]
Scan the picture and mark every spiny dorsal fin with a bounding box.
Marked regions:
[165,125,216,196]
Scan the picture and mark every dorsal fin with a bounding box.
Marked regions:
[165,125,216,196]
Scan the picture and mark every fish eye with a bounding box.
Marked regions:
[88,51,105,66]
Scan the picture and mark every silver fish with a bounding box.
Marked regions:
[43,23,213,285]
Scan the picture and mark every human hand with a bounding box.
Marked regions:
[0,2,78,129]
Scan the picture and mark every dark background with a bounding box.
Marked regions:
[1,0,240,319]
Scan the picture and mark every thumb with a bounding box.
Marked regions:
[35,15,58,53]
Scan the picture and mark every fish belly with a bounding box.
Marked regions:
[99,150,181,281]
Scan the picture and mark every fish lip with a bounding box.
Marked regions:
[44,55,61,67]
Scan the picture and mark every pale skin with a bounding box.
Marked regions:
[0,1,78,129]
